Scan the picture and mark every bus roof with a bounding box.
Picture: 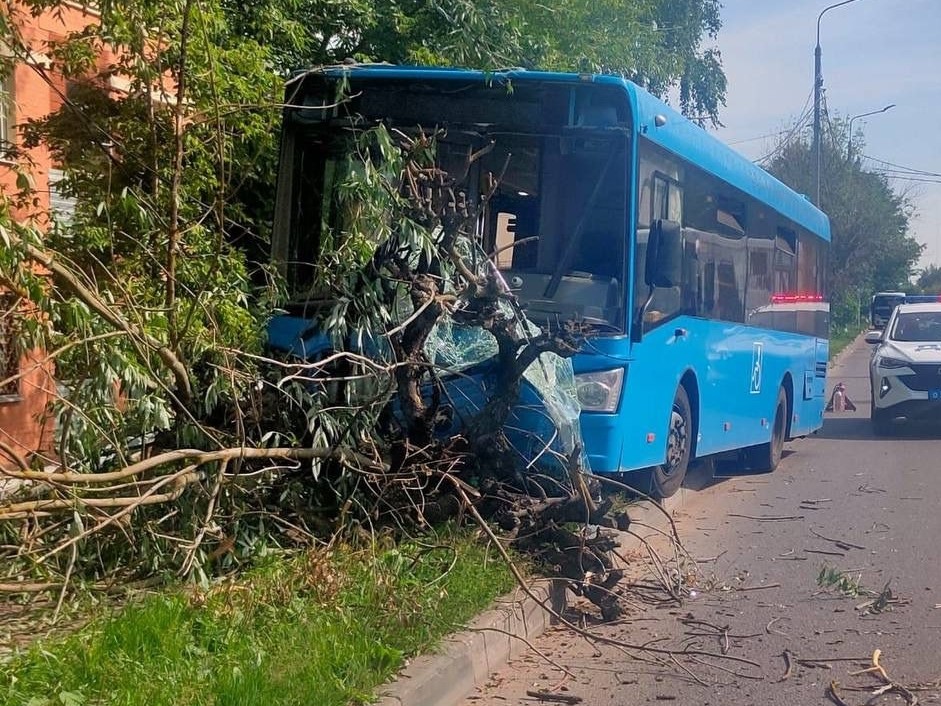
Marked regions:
[293,65,830,241]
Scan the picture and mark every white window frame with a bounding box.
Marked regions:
[0,71,13,163]
[48,168,77,225]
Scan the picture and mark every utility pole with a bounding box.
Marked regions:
[814,0,866,206]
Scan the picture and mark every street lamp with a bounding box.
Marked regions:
[814,0,868,206]
[847,103,895,161]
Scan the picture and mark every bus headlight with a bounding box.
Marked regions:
[575,368,624,413]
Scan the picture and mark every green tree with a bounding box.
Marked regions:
[224,0,727,125]
[914,264,941,294]
[0,0,293,580]
[765,124,922,326]
[0,0,725,585]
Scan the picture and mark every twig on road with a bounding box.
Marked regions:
[448,477,765,673]
[778,649,793,681]
[472,626,575,679]
[809,527,866,551]
[525,690,583,704]
[805,548,846,557]
[826,680,851,706]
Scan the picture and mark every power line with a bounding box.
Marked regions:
[753,102,813,165]
[873,174,941,185]
[745,87,815,166]
[727,127,797,146]
[861,154,941,179]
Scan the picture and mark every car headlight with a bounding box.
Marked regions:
[878,356,909,370]
[575,368,624,413]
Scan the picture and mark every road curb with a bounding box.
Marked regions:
[374,495,680,706]
[374,579,567,706]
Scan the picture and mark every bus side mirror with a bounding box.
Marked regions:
[644,219,682,288]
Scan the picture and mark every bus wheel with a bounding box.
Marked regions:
[746,386,788,472]
[647,386,692,499]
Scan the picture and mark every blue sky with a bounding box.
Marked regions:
[711,0,941,270]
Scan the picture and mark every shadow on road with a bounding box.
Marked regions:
[818,416,941,441]
[681,450,795,492]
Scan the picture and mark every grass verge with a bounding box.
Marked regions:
[0,528,515,706]
[829,324,866,361]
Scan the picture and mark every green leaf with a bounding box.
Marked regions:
[58,692,85,706]
[15,170,32,191]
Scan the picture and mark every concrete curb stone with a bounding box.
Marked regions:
[373,494,681,706]
[374,579,567,706]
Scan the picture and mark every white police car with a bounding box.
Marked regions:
[865,302,941,434]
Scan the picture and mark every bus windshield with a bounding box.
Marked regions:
[273,75,631,333]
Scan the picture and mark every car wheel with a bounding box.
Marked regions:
[870,395,893,436]
[744,386,788,473]
[646,386,692,499]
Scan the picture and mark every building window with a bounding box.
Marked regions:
[0,295,20,400]
[48,168,77,224]
[0,73,12,161]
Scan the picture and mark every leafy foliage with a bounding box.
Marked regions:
[914,264,941,294]
[0,0,301,584]
[224,0,727,125]
[0,0,697,596]
[816,564,864,597]
[765,122,922,327]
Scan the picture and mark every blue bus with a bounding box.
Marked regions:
[270,66,830,498]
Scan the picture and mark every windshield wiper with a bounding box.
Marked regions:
[543,146,620,300]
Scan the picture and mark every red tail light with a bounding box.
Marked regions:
[770,293,825,304]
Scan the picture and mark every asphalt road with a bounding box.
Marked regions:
[462,337,941,706]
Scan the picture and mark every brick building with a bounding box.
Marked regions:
[0,2,114,468]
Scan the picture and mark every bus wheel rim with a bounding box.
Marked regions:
[666,407,687,473]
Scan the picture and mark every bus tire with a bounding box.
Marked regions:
[745,386,788,473]
[647,386,692,499]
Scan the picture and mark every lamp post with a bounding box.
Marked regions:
[814,0,867,206]
[847,103,895,161]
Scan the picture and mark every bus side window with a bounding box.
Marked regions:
[635,141,685,333]
[702,261,716,313]
[645,175,685,325]
[652,174,683,223]
[774,227,797,294]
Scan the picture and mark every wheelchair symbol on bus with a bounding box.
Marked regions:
[750,342,763,394]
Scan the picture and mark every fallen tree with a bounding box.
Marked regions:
[0,1,686,629]
[0,70,635,620]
